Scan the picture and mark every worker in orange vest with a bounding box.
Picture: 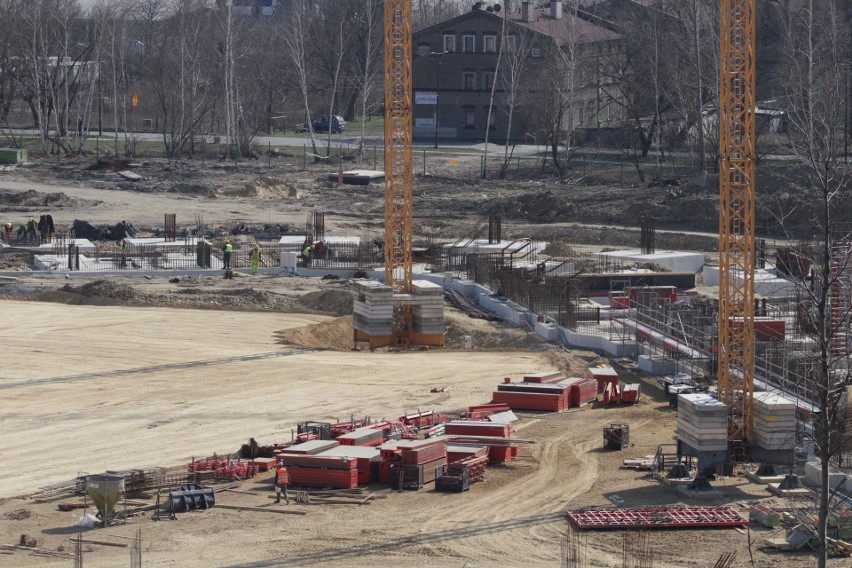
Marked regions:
[274,464,290,504]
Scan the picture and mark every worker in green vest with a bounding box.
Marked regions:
[222,240,233,270]
[301,243,315,268]
[251,244,260,274]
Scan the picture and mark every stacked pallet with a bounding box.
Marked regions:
[435,455,489,492]
[446,444,489,464]
[562,377,597,407]
[411,281,445,336]
[386,437,448,490]
[278,455,358,489]
[400,410,446,429]
[352,280,393,337]
[378,445,401,485]
[586,366,619,393]
[522,371,565,384]
[493,382,570,411]
[752,392,797,451]
[275,440,339,458]
[316,446,382,485]
[621,383,641,404]
[676,393,728,452]
[463,403,511,420]
[445,421,518,463]
[336,426,384,447]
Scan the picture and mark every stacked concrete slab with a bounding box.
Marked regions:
[411,280,444,335]
[352,278,445,338]
[752,392,797,450]
[677,393,728,452]
[353,279,394,336]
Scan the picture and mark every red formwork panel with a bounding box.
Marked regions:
[445,421,514,438]
[497,382,570,394]
[463,403,512,420]
[447,444,489,464]
[337,427,384,446]
[277,440,340,455]
[400,441,447,465]
[287,461,358,489]
[621,383,641,403]
[492,390,567,412]
[586,367,620,394]
[278,455,354,470]
[567,506,747,529]
[488,445,518,464]
[569,378,598,407]
[400,411,448,429]
[522,371,566,383]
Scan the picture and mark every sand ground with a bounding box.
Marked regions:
[0,300,836,567]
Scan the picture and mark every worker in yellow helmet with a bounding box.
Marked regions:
[222,239,233,270]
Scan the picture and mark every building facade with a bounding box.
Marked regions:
[411,1,624,144]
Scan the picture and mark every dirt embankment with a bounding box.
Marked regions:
[0,188,100,213]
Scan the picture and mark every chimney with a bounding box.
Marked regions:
[521,1,534,22]
[551,1,562,20]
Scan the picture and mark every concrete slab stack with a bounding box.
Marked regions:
[411,281,445,336]
[352,279,445,346]
[677,393,729,452]
[352,280,394,337]
[752,392,797,450]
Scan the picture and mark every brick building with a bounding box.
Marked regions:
[412,1,624,144]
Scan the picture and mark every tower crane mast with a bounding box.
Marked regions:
[384,0,414,343]
[718,0,757,444]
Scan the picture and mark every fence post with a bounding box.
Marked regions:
[268,142,271,167]
[303,145,306,169]
[373,146,377,169]
[582,155,587,178]
[96,137,99,161]
[619,155,624,185]
[423,149,426,175]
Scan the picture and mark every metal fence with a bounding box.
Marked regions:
[7,131,699,186]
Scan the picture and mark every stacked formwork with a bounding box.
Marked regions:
[676,393,729,453]
[411,281,445,336]
[353,280,394,337]
[752,392,796,451]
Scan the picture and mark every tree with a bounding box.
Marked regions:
[774,1,852,565]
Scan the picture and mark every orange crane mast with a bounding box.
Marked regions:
[384,0,414,343]
[718,0,757,444]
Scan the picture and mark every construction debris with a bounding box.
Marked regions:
[567,506,747,530]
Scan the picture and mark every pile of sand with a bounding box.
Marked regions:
[297,289,353,316]
[275,315,354,350]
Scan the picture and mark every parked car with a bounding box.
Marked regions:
[297,115,346,133]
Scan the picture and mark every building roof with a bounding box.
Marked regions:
[497,5,622,45]
[414,4,620,46]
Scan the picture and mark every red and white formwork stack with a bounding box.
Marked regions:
[492,381,571,412]
[444,420,519,463]
[316,445,382,485]
[384,437,448,490]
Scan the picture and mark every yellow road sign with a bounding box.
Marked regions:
[131,93,139,107]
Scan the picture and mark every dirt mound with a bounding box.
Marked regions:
[297,289,353,316]
[488,190,577,223]
[218,176,304,199]
[275,315,354,350]
[60,279,139,302]
[444,309,550,351]
[0,189,92,211]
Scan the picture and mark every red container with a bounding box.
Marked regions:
[586,367,619,394]
[488,445,517,464]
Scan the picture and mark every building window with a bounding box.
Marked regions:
[483,34,496,53]
[463,71,476,91]
[503,35,517,52]
[463,107,475,127]
[463,34,475,53]
[444,34,456,53]
[483,71,495,91]
[530,47,542,58]
[485,107,497,127]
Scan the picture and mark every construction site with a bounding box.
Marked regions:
[1,1,851,567]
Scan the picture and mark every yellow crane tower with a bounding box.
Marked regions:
[718,0,756,446]
[384,0,414,343]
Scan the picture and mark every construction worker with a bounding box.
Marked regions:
[250,244,260,274]
[25,217,37,239]
[274,464,290,504]
[118,238,128,268]
[2,222,12,241]
[301,243,315,268]
[222,240,233,270]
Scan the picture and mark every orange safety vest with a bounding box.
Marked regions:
[275,466,289,485]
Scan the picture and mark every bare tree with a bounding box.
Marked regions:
[279,0,320,160]
[495,25,535,178]
[774,1,852,565]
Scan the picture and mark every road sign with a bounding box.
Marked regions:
[131,93,139,107]
[415,91,437,105]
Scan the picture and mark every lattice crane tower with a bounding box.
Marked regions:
[384,0,414,341]
[718,0,756,442]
